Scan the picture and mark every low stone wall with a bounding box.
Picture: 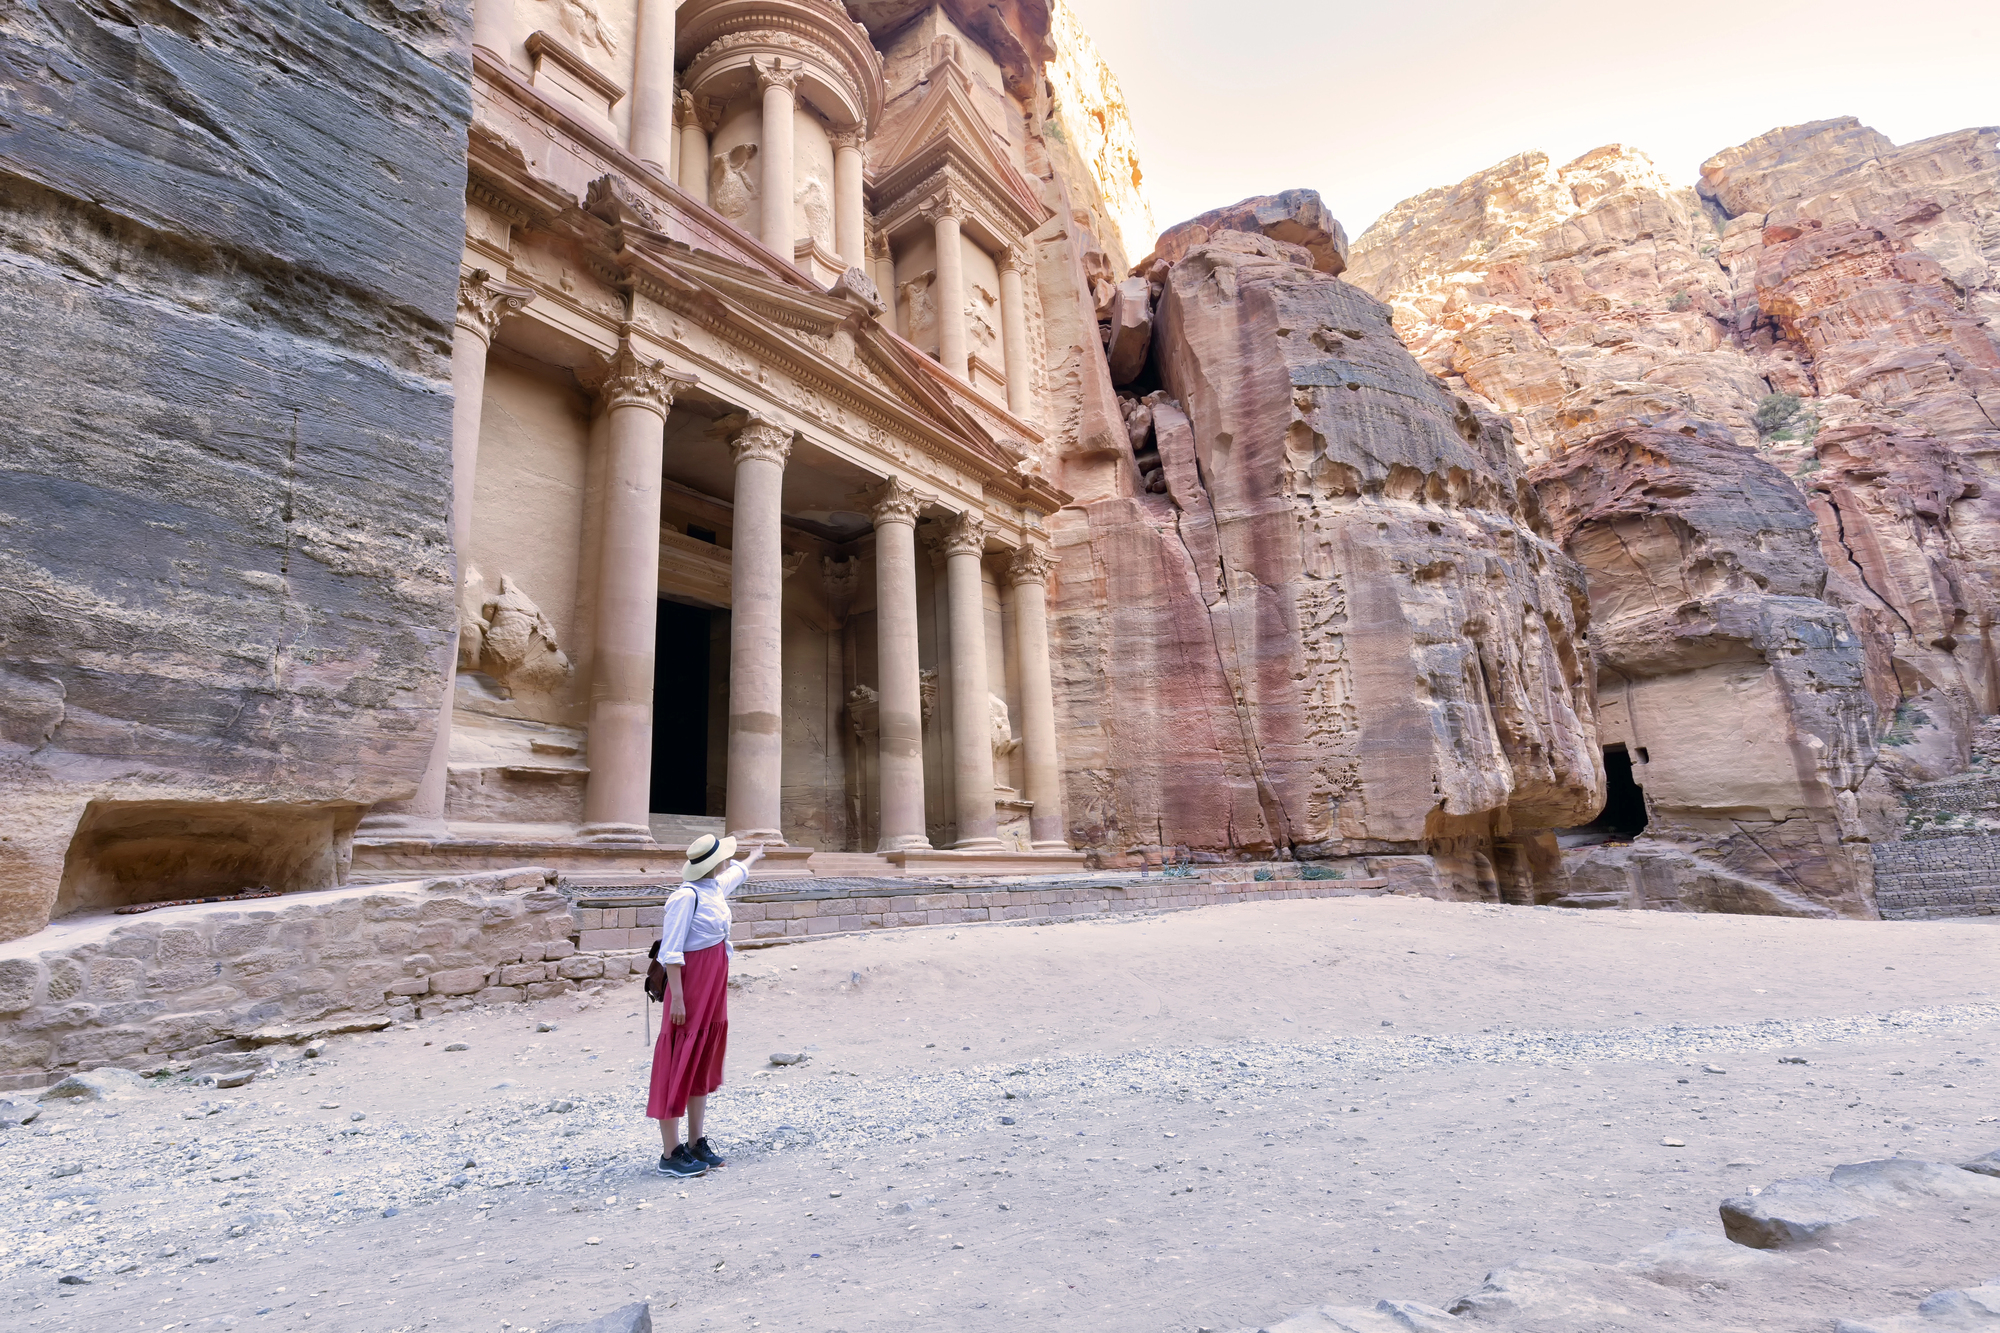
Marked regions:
[570,875,1390,953]
[1872,835,2000,920]
[0,870,580,1090]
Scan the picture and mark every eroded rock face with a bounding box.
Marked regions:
[1349,118,2000,915]
[1051,231,1600,895]
[0,0,468,940]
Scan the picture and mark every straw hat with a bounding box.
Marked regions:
[681,833,737,881]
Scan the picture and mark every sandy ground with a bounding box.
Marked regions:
[4,895,1999,1332]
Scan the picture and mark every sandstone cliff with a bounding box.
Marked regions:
[1051,226,1602,898]
[0,0,469,940]
[1348,118,2000,916]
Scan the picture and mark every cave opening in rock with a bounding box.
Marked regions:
[1598,743,1649,839]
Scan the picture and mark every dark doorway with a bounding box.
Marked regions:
[1597,743,1649,838]
[651,600,712,816]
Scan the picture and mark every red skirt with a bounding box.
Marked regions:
[646,941,729,1119]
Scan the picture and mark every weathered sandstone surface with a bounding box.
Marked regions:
[1349,118,2000,916]
[0,0,469,939]
[1052,225,1602,897]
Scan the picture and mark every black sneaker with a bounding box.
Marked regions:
[689,1137,726,1169]
[655,1145,707,1178]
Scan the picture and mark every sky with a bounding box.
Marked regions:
[1060,0,1998,247]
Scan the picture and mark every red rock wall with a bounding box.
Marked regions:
[1051,231,1601,898]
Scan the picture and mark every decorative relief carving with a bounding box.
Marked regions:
[583,173,658,228]
[939,511,990,558]
[1006,543,1056,586]
[754,55,802,95]
[798,172,835,252]
[999,243,1032,276]
[461,575,574,699]
[991,694,1021,759]
[457,268,533,343]
[585,342,691,418]
[730,414,795,467]
[917,187,965,227]
[829,127,866,153]
[547,0,617,54]
[674,89,720,132]
[710,143,761,230]
[918,668,938,722]
[846,684,879,741]
[867,475,929,526]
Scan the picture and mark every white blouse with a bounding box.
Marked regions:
[656,860,749,965]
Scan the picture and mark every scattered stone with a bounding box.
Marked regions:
[1778,1056,1809,1064]
[1,1097,43,1127]
[319,1102,340,1110]
[382,1206,399,1218]
[543,1099,577,1114]
[999,1116,1016,1126]
[1659,1138,1687,1148]
[349,1111,367,1122]
[1703,1065,1728,1074]
[828,1190,842,1198]
[50,1162,82,1178]
[303,1041,326,1060]
[1831,1157,2000,1204]
[42,1068,149,1102]
[213,1070,255,1089]
[444,1043,470,1052]
[585,1236,600,1244]
[770,1052,807,1066]
[537,1022,558,1033]
[891,1201,914,1214]
[448,1174,471,1189]
[57,1274,89,1286]
[194,1253,221,1264]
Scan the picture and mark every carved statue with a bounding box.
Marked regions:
[899,270,937,347]
[710,143,760,229]
[918,668,938,723]
[466,575,572,699]
[549,0,617,54]
[968,283,999,354]
[797,173,835,254]
[991,694,1021,759]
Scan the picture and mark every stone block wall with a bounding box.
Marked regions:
[0,873,575,1088]
[1871,836,2000,920]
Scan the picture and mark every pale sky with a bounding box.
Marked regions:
[1061,0,1997,247]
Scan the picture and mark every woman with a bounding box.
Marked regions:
[648,833,764,1178]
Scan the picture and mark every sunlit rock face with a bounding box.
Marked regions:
[1052,230,1602,899]
[1350,117,2000,915]
[0,0,468,940]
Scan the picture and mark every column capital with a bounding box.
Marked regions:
[584,341,692,420]
[754,56,801,95]
[457,268,533,344]
[919,187,965,228]
[674,88,719,132]
[867,476,930,527]
[729,413,794,468]
[829,126,867,153]
[1005,543,1056,587]
[999,243,1033,276]
[936,511,990,559]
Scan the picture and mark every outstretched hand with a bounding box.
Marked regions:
[742,844,768,867]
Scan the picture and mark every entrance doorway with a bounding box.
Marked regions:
[651,600,727,817]
[1597,743,1649,838]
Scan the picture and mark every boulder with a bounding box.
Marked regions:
[1104,276,1153,385]
[1830,1157,2000,1205]
[1145,188,1349,276]
[0,1096,41,1127]
[544,1303,652,1333]
[41,1067,150,1102]
[1961,1150,2000,1179]
[1720,1176,1880,1248]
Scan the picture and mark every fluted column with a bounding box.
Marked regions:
[359,270,529,839]
[1006,543,1066,849]
[626,0,676,174]
[675,92,714,207]
[926,191,967,379]
[579,345,691,843]
[870,479,932,852]
[998,244,1033,418]
[756,58,800,266]
[472,0,509,60]
[725,415,793,844]
[832,128,867,269]
[940,513,1002,850]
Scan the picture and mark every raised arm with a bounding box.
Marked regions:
[714,844,767,899]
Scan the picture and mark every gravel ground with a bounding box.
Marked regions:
[2,896,1997,1332]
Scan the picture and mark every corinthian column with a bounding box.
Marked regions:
[870,478,932,852]
[940,512,1002,850]
[579,344,692,843]
[1006,543,1066,849]
[831,128,867,269]
[359,269,530,839]
[756,58,800,266]
[998,244,1033,417]
[925,191,968,379]
[676,91,715,207]
[725,415,793,844]
[626,0,676,175]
